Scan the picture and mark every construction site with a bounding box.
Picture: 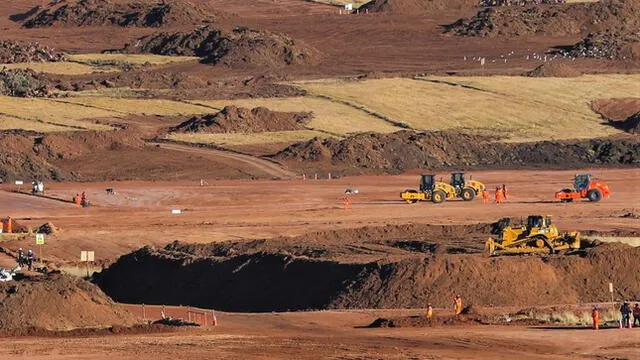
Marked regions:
[0,0,639,359]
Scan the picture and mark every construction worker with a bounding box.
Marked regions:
[74,193,81,206]
[621,301,632,328]
[81,192,87,201]
[482,189,489,204]
[454,295,463,315]
[26,249,35,271]
[426,303,433,320]
[342,196,351,210]
[633,304,640,327]
[0,220,3,233]
[494,186,504,204]
[17,248,24,267]
[6,217,12,233]
[592,305,600,330]
[501,184,508,200]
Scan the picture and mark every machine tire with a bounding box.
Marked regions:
[560,198,574,203]
[461,188,475,201]
[587,189,602,202]
[432,190,446,204]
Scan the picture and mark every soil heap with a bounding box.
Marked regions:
[0,273,137,334]
[560,30,640,60]
[125,26,318,68]
[591,98,640,121]
[0,67,51,97]
[359,0,474,13]
[0,40,65,64]
[523,62,582,77]
[94,223,640,312]
[272,130,640,176]
[36,222,61,235]
[172,106,312,133]
[478,0,565,6]
[445,0,640,37]
[22,0,214,28]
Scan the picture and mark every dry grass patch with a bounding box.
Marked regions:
[0,115,72,132]
[58,97,211,116]
[298,75,640,142]
[66,53,199,66]
[0,96,114,130]
[0,62,116,75]
[187,97,400,136]
[169,130,327,146]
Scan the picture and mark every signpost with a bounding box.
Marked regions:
[80,251,95,278]
[609,282,614,304]
[35,233,45,266]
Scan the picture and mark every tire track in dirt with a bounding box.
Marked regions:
[151,142,296,179]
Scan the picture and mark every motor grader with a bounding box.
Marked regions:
[485,215,581,256]
[400,172,485,204]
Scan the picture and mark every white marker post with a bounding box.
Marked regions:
[81,251,95,278]
[609,282,614,304]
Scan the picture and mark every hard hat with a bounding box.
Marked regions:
[18,248,22,251]
[455,294,460,298]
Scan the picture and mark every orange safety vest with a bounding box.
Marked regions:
[454,298,462,314]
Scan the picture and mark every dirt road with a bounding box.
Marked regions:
[153,142,296,179]
[0,309,637,359]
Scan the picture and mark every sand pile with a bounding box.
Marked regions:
[478,0,565,6]
[523,62,582,77]
[446,0,640,37]
[561,30,640,60]
[591,98,640,121]
[172,106,312,133]
[36,222,60,235]
[0,67,51,97]
[22,0,214,28]
[0,40,65,64]
[0,273,137,334]
[94,224,640,312]
[126,26,318,68]
[273,130,640,176]
[359,0,474,13]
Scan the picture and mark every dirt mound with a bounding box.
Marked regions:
[272,130,640,176]
[446,0,640,37]
[360,0,474,13]
[126,26,318,68]
[0,273,137,333]
[172,106,312,133]
[0,129,144,181]
[36,222,60,234]
[523,62,582,77]
[0,40,64,64]
[22,0,214,28]
[0,67,52,97]
[94,224,640,312]
[559,30,640,60]
[591,98,640,121]
[369,314,486,328]
[478,0,565,6]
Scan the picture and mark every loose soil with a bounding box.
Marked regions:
[523,61,582,77]
[0,273,137,333]
[94,223,640,312]
[273,130,640,176]
[557,30,640,60]
[446,0,640,37]
[360,0,475,13]
[125,25,318,68]
[478,0,566,6]
[0,67,52,97]
[591,97,640,121]
[0,40,64,63]
[172,105,312,133]
[21,0,215,28]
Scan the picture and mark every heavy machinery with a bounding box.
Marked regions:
[400,172,485,204]
[485,215,581,256]
[554,173,611,203]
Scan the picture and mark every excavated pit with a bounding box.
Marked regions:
[94,223,640,312]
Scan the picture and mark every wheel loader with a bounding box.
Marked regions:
[400,173,485,204]
[484,215,581,256]
[555,173,611,203]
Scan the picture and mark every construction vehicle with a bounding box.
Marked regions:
[400,172,484,204]
[485,215,581,256]
[554,173,611,203]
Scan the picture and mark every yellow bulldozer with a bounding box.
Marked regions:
[400,172,485,204]
[485,215,581,256]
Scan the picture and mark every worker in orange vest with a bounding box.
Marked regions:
[501,184,508,200]
[494,186,504,204]
[454,295,463,315]
[481,189,489,204]
[592,305,600,330]
[0,220,3,234]
[343,196,351,210]
[426,303,433,320]
[6,217,12,233]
